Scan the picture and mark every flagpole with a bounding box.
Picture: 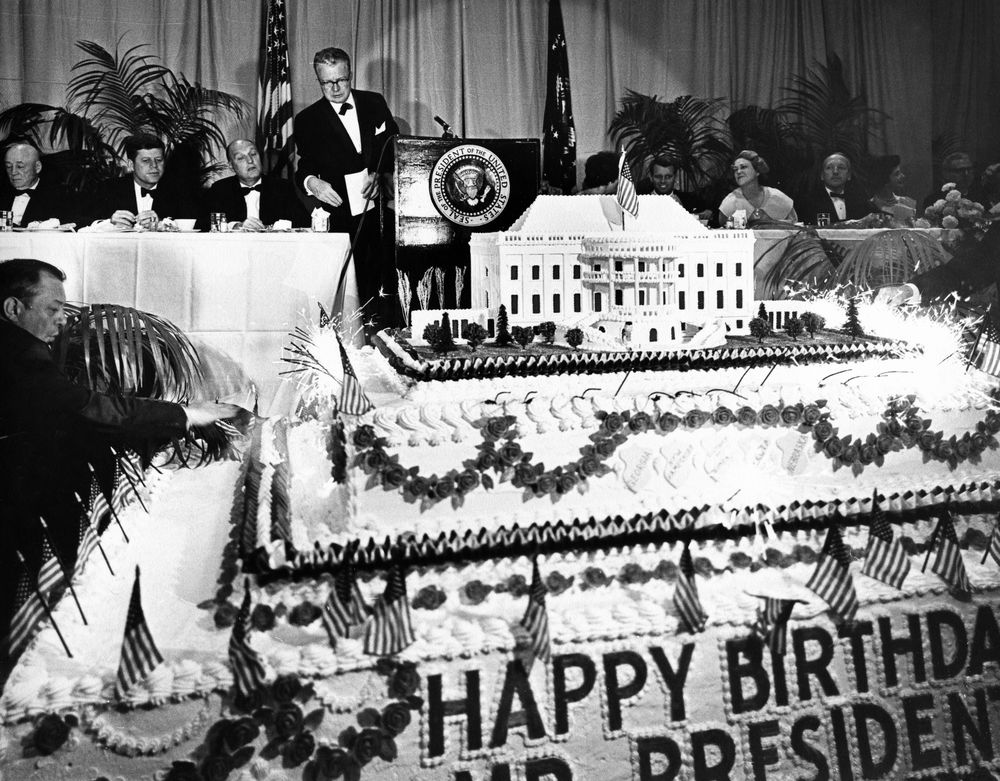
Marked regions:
[38,518,87,625]
[73,492,114,576]
[15,550,72,658]
[966,306,991,373]
[921,515,942,573]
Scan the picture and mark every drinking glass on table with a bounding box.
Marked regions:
[0,211,12,231]
[816,213,831,228]
[210,212,227,232]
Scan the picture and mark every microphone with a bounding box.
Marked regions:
[434,115,457,139]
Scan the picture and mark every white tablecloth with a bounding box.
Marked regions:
[0,231,357,410]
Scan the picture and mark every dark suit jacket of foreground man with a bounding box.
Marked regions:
[0,319,187,667]
[201,174,309,229]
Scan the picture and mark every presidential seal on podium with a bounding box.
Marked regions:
[430,143,511,227]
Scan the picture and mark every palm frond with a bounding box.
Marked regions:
[0,103,64,144]
[758,229,838,298]
[56,303,207,402]
[834,229,949,290]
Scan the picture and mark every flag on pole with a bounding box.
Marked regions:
[229,584,267,696]
[257,0,295,177]
[364,566,415,656]
[112,450,144,511]
[806,525,858,623]
[541,0,576,193]
[2,570,44,659]
[36,537,63,597]
[969,319,1000,376]
[519,558,551,663]
[322,562,369,641]
[335,331,374,416]
[88,475,111,533]
[861,492,910,589]
[673,543,707,633]
[929,511,971,592]
[616,151,639,218]
[753,596,800,657]
[983,516,1000,566]
[74,510,100,580]
[115,567,164,698]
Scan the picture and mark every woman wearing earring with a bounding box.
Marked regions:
[868,154,916,223]
[718,150,797,226]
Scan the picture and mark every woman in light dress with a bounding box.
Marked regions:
[718,150,797,225]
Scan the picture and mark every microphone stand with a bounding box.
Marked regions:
[328,133,398,330]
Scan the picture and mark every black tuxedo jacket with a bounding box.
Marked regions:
[796,185,871,226]
[202,174,308,229]
[294,90,399,230]
[0,180,69,226]
[91,176,198,222]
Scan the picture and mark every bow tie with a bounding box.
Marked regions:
[828,191,845,198]
[140,187,156,197]
[241,184,261,195]
[338,102,353,116]
[13,188,32,196]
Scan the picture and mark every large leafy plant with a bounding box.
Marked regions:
[0,38,249,191]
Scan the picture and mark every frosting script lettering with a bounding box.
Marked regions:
[421,602,1000,778]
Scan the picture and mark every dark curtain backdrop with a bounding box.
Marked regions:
[1,0,997,199]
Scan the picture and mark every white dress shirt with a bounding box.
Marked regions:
[242,179,262,220]
[134,181,155,213]
[826,188,847,221]
[305,91,363,197]
[11,182,38,226]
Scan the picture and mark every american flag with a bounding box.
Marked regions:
[270,420,292,545]
[88,475,111,532]
[256,0,295,176]
[364,566,415,656]
[36,537,63,597]
[970,320,1000,376]
[929,511,971,593]
[112,451,144,511]
[321,562,369,641]
[806,525,858,624]
[115,567,164,699]
[983,516,1000,566]
[673,543,707,633]
[861,492,911,589]
[541,0,576,193]
[616,151,639,218]
[229,584,267,696]
[2,569,45,660]
[519,558,551,663]
[753,596,799,657]
[336,332,374,416]
[74,510,100,580]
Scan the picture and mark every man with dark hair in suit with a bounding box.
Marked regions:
[638,155,711,220]
[91,133,196,229]
[796,153,871,226]
[0,258,236,673]
[1,141,68,227]
[201,139,307,231]
[294,46,399,329]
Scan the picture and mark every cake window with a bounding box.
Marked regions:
[552,265,560,280]
[614,289,623,305]
[736,290,743,308]
[638,262,645,272]
[594,292,602,311]
[717,290,724,308]
[511,295,519,314]
[553,293,561,313]
[736,319,743,329]
[615,261,623,272]
[678,291,685,309]
[716,263,723,276]
[573,293,581,312]
[638,290,645,305]
[510,266,518,280]
[532,294,541,313]
[532,265,540,280]
[735,263,742,276]
[649,328,657,342]
[678,264,685,278]
[573,265,581,279]
[697,263,704,277]
[697,291,705,309]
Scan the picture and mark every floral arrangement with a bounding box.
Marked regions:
[916,183,990,247]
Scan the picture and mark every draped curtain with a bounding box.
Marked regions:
[0,0,996,199]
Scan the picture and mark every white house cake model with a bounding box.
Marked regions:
[466,194,755,348]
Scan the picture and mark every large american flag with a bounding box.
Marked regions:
[929,511,971,593]
[861,493,910,589]
[970,320,1000,376]
[754,596,799,657]
[257,0,295,177]
[321,562,369,641]
[673,543,707,633]
[541,0,576,193]
[229,584,267,696]
[364,566,415,656]
[616,151,639,218]
[519,558,551,663]
[806,525,858,624]
[115,567,164,699]
[336,332,374,416]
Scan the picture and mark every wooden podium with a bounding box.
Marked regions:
[394,136,540,309]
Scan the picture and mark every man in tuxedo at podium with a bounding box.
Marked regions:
[294,46,399,330]
[1,141,69,227]
[201,139,307,230]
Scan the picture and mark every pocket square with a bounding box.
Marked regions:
[375,122,386,134]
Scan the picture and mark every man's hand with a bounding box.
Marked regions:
[110,210,137,228]
[135,210,159,231]
[361,172,379,200]
[875,284,919,307]
[238,217,266,232]
[308,178,343,208]
[184,401,241,428]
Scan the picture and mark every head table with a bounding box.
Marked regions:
[0,230,357,412]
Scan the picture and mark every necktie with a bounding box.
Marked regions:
[339,102,353,116]
[140,187,156,198]
[241,184,261,195]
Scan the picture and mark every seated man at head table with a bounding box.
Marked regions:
[0,258,238,662]
[0,141,71,227]
[89,133,197,229]
[637,155,712,221]
[796,152,872,226]
[199,139,308,231]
